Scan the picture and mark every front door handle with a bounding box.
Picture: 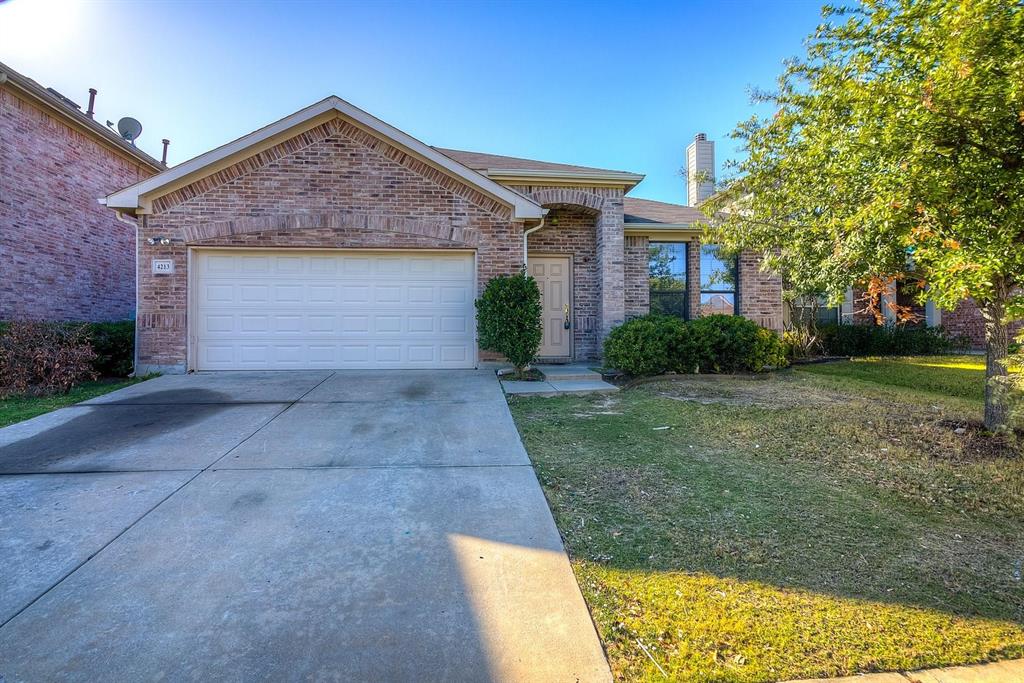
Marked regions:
[563,303,571,329]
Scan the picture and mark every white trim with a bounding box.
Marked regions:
[106,96,544,220]
[624,223,699,231]
[187,246,479,371]
[483,168,645,189]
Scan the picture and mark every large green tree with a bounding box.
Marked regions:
[704,0,1024,432]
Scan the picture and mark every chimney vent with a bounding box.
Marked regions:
[161,139,170,166]
[86,88,97,118]
[686,133,715,206]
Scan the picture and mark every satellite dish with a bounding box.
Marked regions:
[117,117,143,144]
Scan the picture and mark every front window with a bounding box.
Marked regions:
[648,242,688,318]
[699,244,737,315]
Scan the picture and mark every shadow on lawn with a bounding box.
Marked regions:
[520,384,1024,629]
[563,460,1024,628]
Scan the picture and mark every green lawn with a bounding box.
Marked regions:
[509,356,1024,682]
[0,378,143,428]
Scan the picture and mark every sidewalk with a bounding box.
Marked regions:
[791,659,1024,683]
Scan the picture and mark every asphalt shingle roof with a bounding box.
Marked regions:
[623,197,706,225]
[435,148,636,176]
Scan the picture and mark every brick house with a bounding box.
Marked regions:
[792,282,1020,350]
[103,97,781,373]
[0,61,163,322]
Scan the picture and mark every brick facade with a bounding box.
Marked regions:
[943,299,1023,349]
[624,235,649,319]
[137,118,522,371]
[622,234,783,331]
[0,86,156,321]
[123,108,784,371]
[737,250,784,331]
[510,186,626,358]
[846,287,1020,349]
[525,208,600,358]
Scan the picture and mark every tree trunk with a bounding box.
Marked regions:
[982,305,1011,433]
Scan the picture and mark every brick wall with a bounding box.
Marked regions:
[621,235,784,332]
[137,117,521,370]
[526,208,599,358]
[737,250,783,331]
[943,299,987,347]
[938,298,1022,349]
[509,185,625,355]
[624,235,649,319]
[0,86,155,321]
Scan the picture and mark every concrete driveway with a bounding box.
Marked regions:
[0,370,610,682]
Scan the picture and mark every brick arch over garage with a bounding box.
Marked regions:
[181,211,480,247]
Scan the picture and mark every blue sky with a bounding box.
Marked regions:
[0,0,824,204]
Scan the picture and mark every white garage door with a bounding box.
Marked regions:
[192,250,476,370]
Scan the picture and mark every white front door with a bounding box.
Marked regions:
[191,249,476,370]
[530,256,572,359]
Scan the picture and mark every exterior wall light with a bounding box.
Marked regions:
[147,236,172,246]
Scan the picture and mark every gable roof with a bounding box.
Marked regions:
[103,96,545,220]
[0,60,163,171]
[438,148,644,189]
[623,197,706,226]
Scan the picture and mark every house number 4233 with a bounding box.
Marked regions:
[152,259,175,275]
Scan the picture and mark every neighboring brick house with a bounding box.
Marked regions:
[103,97,782,373]
[0,61,163,322]
[795,283,1020,350]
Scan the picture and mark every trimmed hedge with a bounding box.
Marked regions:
[817,323,966,356]
[688,314,789,373]
[87,321,135,377]
[604,314,787,377]
[475,273,543,373]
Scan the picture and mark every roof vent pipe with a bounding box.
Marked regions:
[161,139,170,166]
[86,88,97,118]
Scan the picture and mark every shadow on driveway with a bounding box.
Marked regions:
[0,390,232,472]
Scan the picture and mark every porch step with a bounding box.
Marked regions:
[537,364,603,382]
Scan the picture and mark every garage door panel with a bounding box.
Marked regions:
[193,251,476,370]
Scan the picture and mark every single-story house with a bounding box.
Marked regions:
[790,283,1020,350]
[0,60,163,322]
[103,96,782,373]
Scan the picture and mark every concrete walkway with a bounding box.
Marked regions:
[0,370,610,682]
[791,658,1024,682]
[501,363,619,396]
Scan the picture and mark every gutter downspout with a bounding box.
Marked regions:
[113,209,142,376]
[522,212,548,270]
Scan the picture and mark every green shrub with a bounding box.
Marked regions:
[0,321,98,397]
[475,272,543,374]
[603,315,702,376]
[604,314,786,376]
[688,314,788,373]
[818,323,965,356]
[86,320,135,377]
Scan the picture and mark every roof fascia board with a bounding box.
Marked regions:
[624,226,701,239]
[485,168,644,189]
[106,97,543,219]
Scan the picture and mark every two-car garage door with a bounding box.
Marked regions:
[192,250,476,370]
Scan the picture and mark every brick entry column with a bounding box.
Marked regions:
[596,195,625,342]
